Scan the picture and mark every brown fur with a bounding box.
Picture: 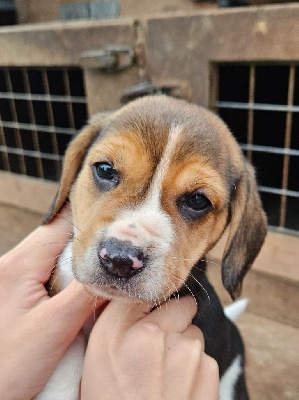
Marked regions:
[44,95,267,301]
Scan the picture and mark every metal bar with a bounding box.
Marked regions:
[4,69,27,175]
[0,92,86,104]
[209,64,219,113]
[0,111,10,171]
[280,65,295,228]
[42,70,61,179]
[217,101,299,113]
[269,225,299,237]
[63,69,76,130]
[0,145,63,161]
[0,121,76,135]
[22,68,44,179]
[240,144,299,156]
[247,64,255,162]
[258,185,299,199]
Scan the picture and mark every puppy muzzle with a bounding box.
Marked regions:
[98,239,145,279]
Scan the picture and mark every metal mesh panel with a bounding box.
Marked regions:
[214,63,299,234]
[0,67,87,181]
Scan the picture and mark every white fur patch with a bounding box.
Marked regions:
[58,240,75,290]
[224,298,249,322]
[145,124,181,209]
[219,355,242,400]
[34,332,85,400]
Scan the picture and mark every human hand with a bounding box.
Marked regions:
[0,209,105,400]
[81,296,219,400]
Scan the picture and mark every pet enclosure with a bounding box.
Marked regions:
[0,4,298,265]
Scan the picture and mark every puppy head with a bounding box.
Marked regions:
[45,96,267,302]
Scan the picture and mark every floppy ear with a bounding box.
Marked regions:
[43,114,111,224]
[222,161,267,300]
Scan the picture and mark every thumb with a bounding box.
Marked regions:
[39,280,107,345]
[93,297,153,336]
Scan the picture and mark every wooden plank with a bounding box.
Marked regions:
[0,17,141,111]
[0,171,58,214]
[146,4,299,106]
[208,263,299,328]
[0,18,136,66]
[238,312,299,399]
[208,228,299,284]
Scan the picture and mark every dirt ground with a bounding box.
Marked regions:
[0,203,43,255]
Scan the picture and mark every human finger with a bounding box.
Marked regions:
[181,323,205,351]
[140,296,197,333]
[37,280,107,345]
[190,353,219,400]
[92,298,153,336]
[163,327,203,399]
[1,207,72,281]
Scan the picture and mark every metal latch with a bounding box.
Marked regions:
[80,45,135,72]
[121,80,191,103]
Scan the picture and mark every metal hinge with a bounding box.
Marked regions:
[121,80,191,103]
[79,45,135,72]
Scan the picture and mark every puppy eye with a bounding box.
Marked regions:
[177,190,213,222]
[92,162,120,192]
[96,162,116,180]
[185,192,211,211]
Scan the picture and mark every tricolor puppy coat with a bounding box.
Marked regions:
[38,95,267,400]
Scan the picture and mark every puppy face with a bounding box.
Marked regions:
[45,96,267,302]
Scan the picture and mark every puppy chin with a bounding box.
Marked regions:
[84,284,134,302]
[73,263,169,304]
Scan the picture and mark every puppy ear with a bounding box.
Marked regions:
[43,114,111,224]
[222,161,267,300]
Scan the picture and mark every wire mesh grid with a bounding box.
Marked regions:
[0,67,88,181]
[214,63,299,234]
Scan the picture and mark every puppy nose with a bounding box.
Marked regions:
[98,239,145,278]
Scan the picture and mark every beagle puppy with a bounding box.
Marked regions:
[37,95,267,400]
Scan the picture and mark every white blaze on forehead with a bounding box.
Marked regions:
[103,124,182,250]
[145,124,182,208]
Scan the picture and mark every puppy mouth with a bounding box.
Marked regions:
[83,273,150,302]
[74,234,171,302]
[75,256,164,303]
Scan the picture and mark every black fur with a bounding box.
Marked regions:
[179,260,249,399]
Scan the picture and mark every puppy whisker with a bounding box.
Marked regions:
[166,276,197,320]
[49,209,83,235]
[171,256,199,262]
[188,272,211,305]
[169,273,198,309]
[205,259,221,268]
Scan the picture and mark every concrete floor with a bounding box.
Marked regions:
[0,203,298,400]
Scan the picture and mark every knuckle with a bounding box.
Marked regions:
[184,336,202,354]
[171,335,202,359]
[129,322,164,352]
[118,323,165,367]
[204,354,220,377]
[138,321,164,335]
[0,253,19,277]
[188,324,204,341]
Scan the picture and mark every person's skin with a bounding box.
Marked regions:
[0,209,219,400]
[0,208,105,400]
[81,297,219,400]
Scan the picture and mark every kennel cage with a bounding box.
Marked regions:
[1,8,298,398]
[0,67,87,181]
[216,63,299,233]
[0,4,298,274]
